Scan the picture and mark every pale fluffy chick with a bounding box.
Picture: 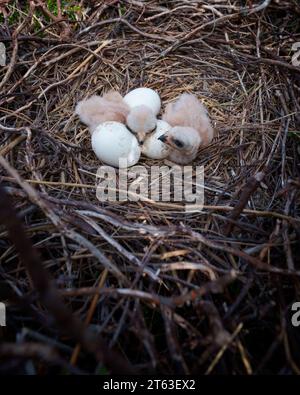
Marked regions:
[161,93,214,164]
[75,91,130,133]
[126,105,157,144]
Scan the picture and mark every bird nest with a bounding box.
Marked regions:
[0,0,300,374]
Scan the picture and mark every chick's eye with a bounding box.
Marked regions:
[173,139,184,148]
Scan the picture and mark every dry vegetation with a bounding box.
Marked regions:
[0,0,300,374]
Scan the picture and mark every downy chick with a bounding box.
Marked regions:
[75,91,130,133]
[126,105,157,144]
[160,93,214,164]
[123,87,161,144]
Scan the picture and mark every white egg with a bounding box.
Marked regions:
[142,120,171,159]
[91,122,141,168]
[123,87,161,115]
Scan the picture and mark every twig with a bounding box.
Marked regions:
[223,171,265,235]
[0,155,127,282]
[0,183,134,374]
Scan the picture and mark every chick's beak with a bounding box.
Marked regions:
[158,134,168,143]
[137,131,146,145]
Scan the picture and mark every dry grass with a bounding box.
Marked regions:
[0,0,300,374]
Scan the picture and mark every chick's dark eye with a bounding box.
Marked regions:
[173,139,184,148]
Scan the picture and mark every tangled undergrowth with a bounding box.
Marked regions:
[0,0,300,374]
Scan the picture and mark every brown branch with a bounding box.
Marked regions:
[0,155,127,282]
[0,183,134,374]
[161,305,189,374]
[60,273,238,308]
[0,5,34,91]
[223,171,265,236]
[34,0,72,40]
[77,17,174,42]
[160,0,273,57]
